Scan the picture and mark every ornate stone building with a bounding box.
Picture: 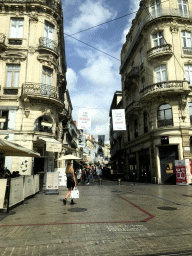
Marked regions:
[0,0,70,176]
[120,0,192,184]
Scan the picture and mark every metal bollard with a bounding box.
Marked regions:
[118,179,121,185]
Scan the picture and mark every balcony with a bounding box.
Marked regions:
[22,83,64,107]
[124,66,140,90]
[125,101,142,115]
[183,47,192,55]
[120,8,192,72]
[39,37,58,55]
[0,33,6,50]
[147,44,172,60]
[0,0,61,13]
[140,81,190,101]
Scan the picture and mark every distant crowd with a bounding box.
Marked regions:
[75,166,102,185]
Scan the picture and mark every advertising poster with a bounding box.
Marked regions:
[78,108,92,130]
[46,172,59,189]
[78,134,86,148]
[112,109,126,131]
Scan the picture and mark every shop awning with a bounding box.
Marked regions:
[0,138,40,157]
[38,137,62,152]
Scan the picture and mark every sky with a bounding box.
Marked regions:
[62,0,140,144]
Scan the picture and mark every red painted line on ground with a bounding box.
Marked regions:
[0,190,155,227]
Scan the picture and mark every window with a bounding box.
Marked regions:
[134,119,138,138]
[143,112,148,133]
[155,65,167,83]
[152,31,164,47]
[157,104,173,127]
[182,31,192,48]
[188,102,192,125]
[44,21,54,49]
[34,115,53,133]
[141,77,145,89]
[0,111,8,130]
[185,65,192,85]
[178,0,188,17]
[151,0,161,17]
[42,66,52,95]
[6,65,20,88]
[9,18,24,38]
[140,48,144,64]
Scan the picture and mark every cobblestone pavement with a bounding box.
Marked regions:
[1,181,192,255]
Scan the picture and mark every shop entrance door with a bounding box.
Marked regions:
[159,145,178,184]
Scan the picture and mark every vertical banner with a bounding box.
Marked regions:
[112,109,126,131]
[98,135,105,146]
[78,134,86,148]
[78,108,92,130]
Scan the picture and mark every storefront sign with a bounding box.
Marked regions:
[161,136,169,145]
[46,172,59,189]
[0,179,7,209]
[46,142,62,152]
[112,109,126,131]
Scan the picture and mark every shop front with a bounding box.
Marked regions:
[138,148,151,183]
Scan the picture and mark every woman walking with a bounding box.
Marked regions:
[63,161,76,205]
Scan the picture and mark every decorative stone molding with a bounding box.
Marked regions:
[179,95,187,121]
[28,46,36,54]
[170,20,179,33]
[37,54,58,68]
[29,13,39,22]
[0,51,27,63]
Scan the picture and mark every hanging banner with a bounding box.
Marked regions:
[78,134,86,148]
[112,109,126,131]
[98,135,105,146]
[78,108,91,130]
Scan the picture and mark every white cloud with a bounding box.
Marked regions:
[65,0,116,38]
[121,0,140,43]
[66,68,78,92]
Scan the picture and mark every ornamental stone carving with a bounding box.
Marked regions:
[0,51,27,63]
[37,54,58,68]
[28,46,36,54]
[29,13,39,22]
[170,20,179,33]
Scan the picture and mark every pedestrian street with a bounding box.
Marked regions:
[1,181,192,255]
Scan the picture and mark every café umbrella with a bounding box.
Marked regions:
[0,138,40,157]
[57,155,82,161]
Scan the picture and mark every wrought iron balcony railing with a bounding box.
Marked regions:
[0,0,61,12]
[183,47,192,55]
[140,81,188,99]
[147,44,172,59]
[39,37,58,54]
[120,8,192,72]
[22,83,61,102]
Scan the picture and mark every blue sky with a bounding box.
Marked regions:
[61,0,140,143]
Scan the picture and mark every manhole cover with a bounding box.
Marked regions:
[68,207,87,212]
[157,206,177,211]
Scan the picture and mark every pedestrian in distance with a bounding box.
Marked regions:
[77,168,82,185]
[86,168,90,185]
[91,168,94,182]
[82,169,86,185]
[96,166,101,180]
[63,161,76,205]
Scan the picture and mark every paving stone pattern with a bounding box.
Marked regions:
[1,181,192,255]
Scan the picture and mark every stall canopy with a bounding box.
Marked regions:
[0,138,40,157]
[57,155,82,161]
[38,137,62,152]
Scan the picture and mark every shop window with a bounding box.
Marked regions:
[185,64,192,85]
[151,0,161,18]
[143,112,148,133]
[0,110,8,130]
[182,31,192,48]
[134,119,138,138]
[178,0,189,17]
[34,115,53,133]
[188,102,192,125]
[157,104,173,127]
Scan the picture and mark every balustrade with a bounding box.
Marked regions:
[147,44,172,59]
[183,47,192,55]
[39,37,58,54]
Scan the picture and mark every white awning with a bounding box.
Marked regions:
[38,137,62,152]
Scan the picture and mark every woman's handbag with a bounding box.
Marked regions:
[70,187,79,199]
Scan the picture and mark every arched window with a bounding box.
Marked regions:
[157,104,173,127]
[188,102,192,125]
[34,115,53,133]
[143,112,148,133]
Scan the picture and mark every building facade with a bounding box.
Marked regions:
[120,0,192,184]
[109,91,124,174]
[0,0,70,176]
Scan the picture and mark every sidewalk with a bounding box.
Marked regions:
[1,181,192,255]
